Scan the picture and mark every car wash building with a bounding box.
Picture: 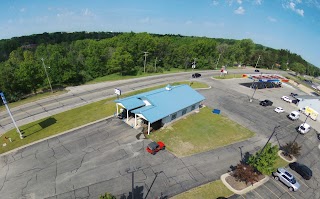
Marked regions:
[115,84,205,134]
[242,74,289,89]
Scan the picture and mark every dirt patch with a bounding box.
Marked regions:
[225,174,266,191]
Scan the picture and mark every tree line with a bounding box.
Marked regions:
[0,31,319,102]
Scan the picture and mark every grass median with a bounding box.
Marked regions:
[171,180,233,199]
[0,81,208,154]
[148,107,255,157]
[214,74,244,79]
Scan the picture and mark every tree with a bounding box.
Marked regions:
[247,143,279,175]
[108,47,135,75]
[232,163,259,185]
[282,141,301,158]
[99,192,116,199]
[290,62,305,75]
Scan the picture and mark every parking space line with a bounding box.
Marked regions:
[261,184,280,198]
[240,194,246,199]
[252,189,265,199]
[270,178,297,199]
[294,175,310,189]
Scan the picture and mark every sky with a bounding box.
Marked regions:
[0,0,319,67]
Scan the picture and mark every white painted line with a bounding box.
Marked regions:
[262,184,280,198]
[252,189,264,199]
[270,178,297,199]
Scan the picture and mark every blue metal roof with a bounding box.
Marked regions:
[115,84,205,123]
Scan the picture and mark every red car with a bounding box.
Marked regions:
[146,141,165,155]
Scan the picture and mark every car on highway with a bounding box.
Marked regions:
[281,96,292,103]
[192,73,201,78]
[274,107,284,113]
[290,93,298,97]
[146,141,165,155]
[254,69,260,72]
[260,99,273,106]
[289,162,312,180]
[273,168,300,191]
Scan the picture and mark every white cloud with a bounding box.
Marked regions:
[234,6,245,14]
[267,16,277,22]
[254,0,263,5]
[20,8,26,12]
[237,0,242,4]
[185,20,192,25]
[283,1,305,16]
[83,8,94,17]
[212,0,219,6]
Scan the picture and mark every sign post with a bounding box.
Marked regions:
[114,88,121,100]
[0,91,23,139]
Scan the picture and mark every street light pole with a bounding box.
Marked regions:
[255,55,261,69]
[256,125,280,160]
[143,52,149,73]
[41,58,53,93]
[215,54,221,70]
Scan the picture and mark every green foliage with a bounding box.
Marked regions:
[282,141,301,158]
[248,143,279,175]
[99,192,116,199]
[232,163,259,185]
[0,31,318,102]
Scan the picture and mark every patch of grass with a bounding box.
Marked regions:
[171,180,233,199]
[87,68,195,84]
[148,107,255,157]
[274,155,289,168]
[214,74,244,79]
[0,82,208,154]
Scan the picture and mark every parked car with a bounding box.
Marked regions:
[298,123,311,134]
[290,93,298,97]
[288,111,300,120]
[274,107,284,113]
[260,100,273,106]
[281,96,293,103]
[146,141,165,155]
[192,73,201,78]
[273,168,300,191]
[254,69,260,72]
[289,162,313,180]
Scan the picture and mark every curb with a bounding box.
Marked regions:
[277,150,297,163]
[0,115,114,157]
[221,172,269,195]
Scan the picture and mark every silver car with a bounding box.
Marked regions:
[273,168,300,191]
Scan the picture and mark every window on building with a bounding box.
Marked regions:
[191,104,196,111]
[171,113,177,120]
[182,109,187,115]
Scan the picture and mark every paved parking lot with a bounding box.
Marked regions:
[1,75,319,199]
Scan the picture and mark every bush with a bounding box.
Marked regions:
[282,141,301,158]
[232,163,259,185]
[100,192,116,199]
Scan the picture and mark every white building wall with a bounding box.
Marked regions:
[298,99,320,113]
[161,102,201,125]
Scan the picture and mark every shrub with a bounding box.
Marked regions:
[232,163,259,185]
[100,192,116,199]
[282,141,301,158]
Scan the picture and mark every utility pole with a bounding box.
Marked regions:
[143,52,149,73]
[0,91,24,139]
[255,55,261,69]
[215,54,221,70]
[41,58,53,93]
[154,57,158,72]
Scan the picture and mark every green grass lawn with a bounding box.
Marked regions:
[274,154,289,168]
[0,82,208,154]
[214,74,244,79]
[171,180,233,199]
[148,107,255,157]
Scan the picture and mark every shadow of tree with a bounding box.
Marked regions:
[241,152,252,164]
[120,186,144,199]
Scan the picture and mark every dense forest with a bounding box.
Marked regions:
[0,31,319,102]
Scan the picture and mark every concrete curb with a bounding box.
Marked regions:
[220,172,269,195]
[277,150,297,163]
[0,115,115,157]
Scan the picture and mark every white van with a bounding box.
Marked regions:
[288,111,300,120]
[298,123,311,134]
